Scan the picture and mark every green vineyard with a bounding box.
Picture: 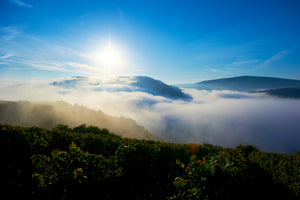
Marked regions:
[0,123,299,200]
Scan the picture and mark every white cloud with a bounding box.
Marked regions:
[11,0,33,8]
[0,54,13,60]
[210,68,235,75]
[66,62,106,73]
[258,50,289,68]
[9,57,69,72]
[0,26,21,40]
[116,7,131,33]
[0,80,299,153]
[229,59,260,66]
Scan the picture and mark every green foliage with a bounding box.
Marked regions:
[235,144,259,157]
[31,142,122,199]
[72,124,110,135]
[169,150,249,200]
[0,123,299,200]
[249,151,300,197]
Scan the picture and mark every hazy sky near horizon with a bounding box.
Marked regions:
[1,0,300,84]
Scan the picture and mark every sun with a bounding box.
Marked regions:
[90,41,125,68]
[86,39,130,76]
[101,42,122,66]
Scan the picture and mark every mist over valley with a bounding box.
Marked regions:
[1,75,300,153]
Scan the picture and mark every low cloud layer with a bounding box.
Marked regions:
[1,81,300,153]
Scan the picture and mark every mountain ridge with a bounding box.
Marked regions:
[178,75,300,92]
[51,76,192,100]
[257,87,300,99]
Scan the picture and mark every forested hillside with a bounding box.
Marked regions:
[0,123,299,200]
[0,101,155,140]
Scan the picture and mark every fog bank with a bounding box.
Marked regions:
[1,81,299,153]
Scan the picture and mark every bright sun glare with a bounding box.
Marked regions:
[90,41,125,69]
[102,42,121,66]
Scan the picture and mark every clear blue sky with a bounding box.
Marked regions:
[1,0,300,84]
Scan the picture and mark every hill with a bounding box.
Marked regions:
[178,76,300,92]
[0,123,299,200]
[51,76,192,100]
[257,87,300,99]
[0,100,155,140]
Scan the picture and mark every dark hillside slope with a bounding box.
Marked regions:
[131,76,192,100]
[179,76,300,92]
[0,100,155,140]
[258,87,300,99]
[0,124,298,200]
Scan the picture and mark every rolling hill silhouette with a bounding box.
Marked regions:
[51,76,191,100]
[178,76,300,92]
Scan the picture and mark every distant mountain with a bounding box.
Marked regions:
[0,101,156,140]
[257,87,300,99]
[178,76,300,92]
[51,76,192,100]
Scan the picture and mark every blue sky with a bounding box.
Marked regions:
[0,0,300,84]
